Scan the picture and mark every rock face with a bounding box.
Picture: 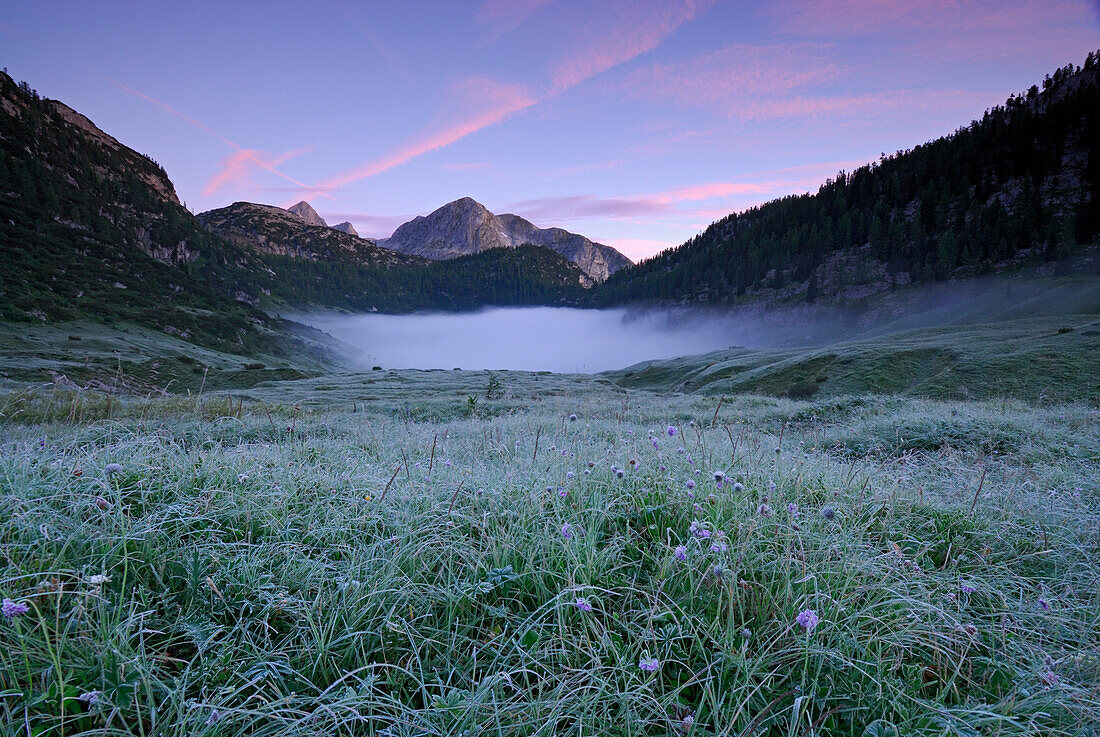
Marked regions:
[287,201,328,227]
[380,197,632,282]
[332,221,358,236]
[198,202,421,268]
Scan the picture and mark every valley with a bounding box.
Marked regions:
[1,34,1098,737]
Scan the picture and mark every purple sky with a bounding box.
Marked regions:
[3,1,1099,261]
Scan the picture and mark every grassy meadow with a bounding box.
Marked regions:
[1,357,1098,736]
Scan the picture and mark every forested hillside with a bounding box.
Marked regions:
[597,53,1100,306]
[0,70,341,358]
[267,244,587,313]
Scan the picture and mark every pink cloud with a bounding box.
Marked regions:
[654,181,769,203]
[507,176,805,222]
[618,41,1006,123]
[765,0,1100,64]
[548,0,718,93]
[202,147,315,197]
[293,0,716,198]
[104,76,319,199]
[767,0,1094,38]
[476,0,553,43]
[505,158,884,229]
[620,42,840,114]
[293,78,536,201]
[508,194,672,222]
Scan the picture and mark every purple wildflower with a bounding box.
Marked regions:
[574,597,593,612]
[667,426,677,437]
[960,584,977,595]
[1,598,30,619]
[788,502,800,517]
[1039,598,1051,611]
[674,545,688,561]
[652,439,659,450]
[710,540,728,553]
[796,608,820,631]
[1039,669,1060,687]
[757,503,773,517]
[77,691,102,706]
[689,519,711,539]
[561,523,572,539]
[686,478,696,491]
[639,657,660,672]
[821,506,836,520]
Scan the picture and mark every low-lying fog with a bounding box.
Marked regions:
[298,272,1096,373]
[304,307,741,373]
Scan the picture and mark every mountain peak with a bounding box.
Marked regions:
[287,201,327,227]
[332,221,359,237]
[381,196,632,281]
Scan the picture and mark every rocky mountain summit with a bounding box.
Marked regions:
[380,197,632,282]
[287,200,327,227]
[287,201,358,237]
[197,202,420,268]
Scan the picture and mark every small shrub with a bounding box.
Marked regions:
[787,380,820,399]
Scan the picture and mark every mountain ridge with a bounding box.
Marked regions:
[197,202,421,268]
[380,196,632,282]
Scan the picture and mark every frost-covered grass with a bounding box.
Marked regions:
[1,377,1097,736]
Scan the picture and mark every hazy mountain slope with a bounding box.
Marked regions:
[197,202,420,268]
[381,197,632,282]
[597,54,1100,307]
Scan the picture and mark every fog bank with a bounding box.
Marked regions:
[303,307,748,373]
[299,271,1098,373]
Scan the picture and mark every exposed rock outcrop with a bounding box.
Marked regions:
[287,201,327,227]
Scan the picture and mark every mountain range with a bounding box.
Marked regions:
[2,52,1099,360]
[197,196,631,285]
[378,197,631,283]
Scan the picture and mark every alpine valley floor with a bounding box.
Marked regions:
[1,322,1098,735]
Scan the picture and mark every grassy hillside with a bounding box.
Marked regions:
[0,373,1096,734]
[609,315,1100,403]
[0,320,350,394]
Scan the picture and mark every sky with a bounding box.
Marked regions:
[2,1,1099,262]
